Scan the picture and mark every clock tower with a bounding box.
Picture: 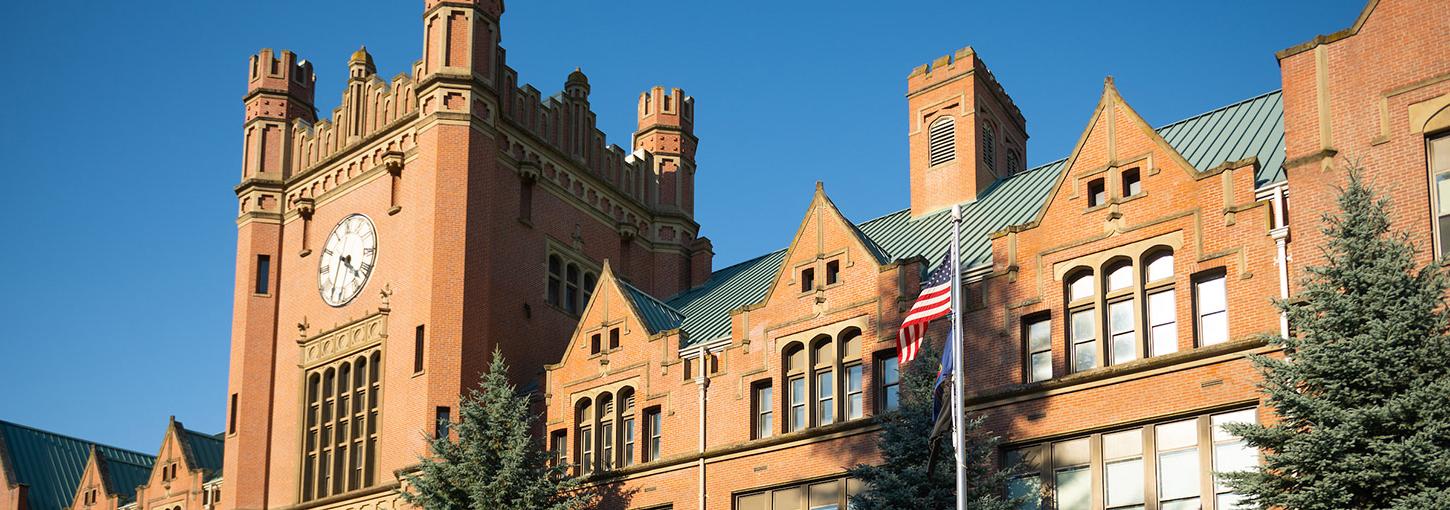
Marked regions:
[221,2,711,510]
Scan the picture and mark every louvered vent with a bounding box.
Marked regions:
[928,117,956,166]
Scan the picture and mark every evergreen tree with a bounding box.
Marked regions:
[1222,166,1450,509]
[847,342,1022,510]
[399,348,592,510]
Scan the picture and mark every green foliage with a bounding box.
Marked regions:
[398,348,592,510]
[847,342,1022,510]
[1222,166,1450,509]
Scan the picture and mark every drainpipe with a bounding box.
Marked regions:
[1269,185,1291,338]
[697,351,710,510]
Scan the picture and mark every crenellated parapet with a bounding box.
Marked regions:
[288,50,421,177]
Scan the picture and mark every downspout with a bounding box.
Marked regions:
[1269,185,1291,338]
[697,351,709,510]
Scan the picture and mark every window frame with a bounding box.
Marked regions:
[1066,269,1098,373]
[752,380,774,440]
[1193,270,1230,347]
[1023,314,1053,383]
[876,351,900,413]
[1428,133,1450,258]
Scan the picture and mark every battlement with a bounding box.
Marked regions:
[247,49,316,103]
[637,86,695,134]
[906,46,1025,131]
[423,0,503,19]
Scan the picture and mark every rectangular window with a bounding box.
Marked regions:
[1025,317,1052,382]
[753,381,773,439]
[1070,308,1096,372]
[1108,299,1137,365]
[255,254,271,294]
[609,328,620,350]
[414,325,425,373]
[1122,168,1141,197]
[1157,419,1201,509]
[879,355,900,412]
[1196,275,1228,345]
[1087,178,1106,207]
[826,260,840,285]
[801,268,816,292]
[644,408,661,462]
[591,333,601,355]
[1103,429,1145,509]
[579,425,593,474]
[1053,438,1091,510]
[845,364,863,420]
[1148,289,1177,356]
[622,414,635,467]
[435,407,450,439]
[1006,448,1043,510]
[1430,134,1450,258]
[229,393,239,434]
[549,430,567,467]
[737,478,863,510]
[815,370,835,426]
[1212,409,1258,509]
[600,417,614,470]
[789,376,807,432]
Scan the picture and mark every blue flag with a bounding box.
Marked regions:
[931,327,955,423]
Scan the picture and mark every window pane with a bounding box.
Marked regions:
[1147,253,1174,281]
[882,356,899,384]
[738,493,768,510]
[1027,319,1051,352]
[1217,493,1250,510]
[1007,475,1042,510]
[809,480,841,510]
[1148,290,1177,356]
[1110,300,1136,365]
[1201,311,1228,345]
[1106,458,1145,507]
[1054,438,1090,466]
[1103,429,1143,459]
[884,385,899,412]
[1069,274,1093,301]
[1157,449,1201,501]
[1438,172,1450,216]
[817,371,835,425]
[1160,498,1201,510]
[1157,420,1198,450]
[1055,466,1090,510]
[1107,264,1132,292]
[1197,276,1226,313]
[1030,351,1052,382]
[1212,409,1256,441]
[846,365,863,420]
[1074,341,1096,372]
[1214,441,1257,492]
[1071,310,1094,341]
[773,487,804,510]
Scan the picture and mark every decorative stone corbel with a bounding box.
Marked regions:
[516,159,540,184]
[296,316,311,344]
[618,221,638,242]
[379,283,393,313]
[297,197,316,257]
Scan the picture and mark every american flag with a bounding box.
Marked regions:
[898,253,954,364]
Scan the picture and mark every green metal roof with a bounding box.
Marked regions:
[177,427,224,483]
[619,279,686,335]
[660,90,1285,347]
[0,420,155,510]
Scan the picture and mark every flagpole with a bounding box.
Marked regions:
[949,204,967,510]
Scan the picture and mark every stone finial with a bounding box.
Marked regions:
[379,284,394,311]
[297,316,311,341]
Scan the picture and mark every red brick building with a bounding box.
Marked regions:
[204,1,1449,510]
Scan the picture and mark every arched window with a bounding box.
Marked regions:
[1144,249,1178,357]
[1103,259,1137,366]
[784,343,807,432]
[840,328,864,420]
[565,263,581,313]
[1145,250,1174,283]
[619,388,636,467]
[928,116,956,166]
[982,122,996,171]
[812,336,835,426]
[1066,269,1097,373]
[597,393,615,471]
[547,255,562,306]
[575,398,593,475]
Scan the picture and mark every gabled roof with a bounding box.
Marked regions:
[662,90,1285,347]
[175,426,224,483]
[618,279,685,335]
[91,449,152,505]
[0,420,155,510]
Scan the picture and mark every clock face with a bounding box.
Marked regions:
[318,214,378,307]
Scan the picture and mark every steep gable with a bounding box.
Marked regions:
[555,261,684,369]
[0,421,154,510]
[754,183,891,310]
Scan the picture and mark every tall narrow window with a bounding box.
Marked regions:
[825,260,840,286]
[1087,179,1107,207]
[576,399,593,474]
[1006,148,1021,175]
[414,325,425,373]
[1157,419,1201,509]
[785,344,807,431]
[1148,289,1178,356]
[982,122,996,171]
[582,272,597,309]
[1053,438,1091,510]
[1122,168,1142,197]
[752,381,773,439]
[620,389,636,467]
[229,393,239,434]
[1104,262,1136,366]
[801,268,815,292]
[1196,274,1229,345]
[1067,270,1096,372]
[1006,448,1042,510]
[1430,134,1450,258]
[547,255,562,306]
[813,338,835,426]
[841,330,863,420]
[517,177,532,221]
[598,394,614,470]
[590,333,601,355]
[435,407,450,439]
[1104,429,1145,509]
[609,328,620,350]
[1212,409,1258,509]
[1024,317,1052,382]
[644,407,661,462]
[878,353,900,412]
[549,430,567,467]
[565,263,581,313]
[255,255,271,294]
[928,116,956,166]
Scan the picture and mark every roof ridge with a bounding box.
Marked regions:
[1153,89,1282,132]
[0,420,156,460]
[620,279,685,317]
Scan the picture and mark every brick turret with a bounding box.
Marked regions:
[242,49,315,180]
[634,86,698,217]
[906,46,1027,217]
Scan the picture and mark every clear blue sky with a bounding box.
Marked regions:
[0,1,1360,452]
